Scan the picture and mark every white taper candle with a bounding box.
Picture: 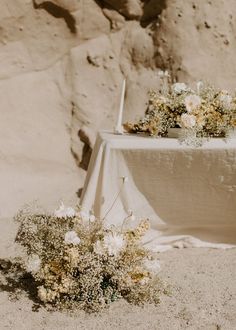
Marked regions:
[114,79,126,134]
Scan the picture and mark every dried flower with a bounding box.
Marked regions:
[93,240,105,255]
[184,94,201,112]
[79,209,96,222]
[135,219,150,237]
[181,113,197,128]
[219,90,232,108]
[14,208,166,313]
[64,231,81,245]
[38,286,58,302]
[65,247,80,267]
[38,286,47,302]
[54,202,76,219]
[124,82,236,146]
[26,254,41,273]
[103,233,124,256]
[172,82,188,94]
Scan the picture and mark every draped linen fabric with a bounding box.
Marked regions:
[81,131,236,251]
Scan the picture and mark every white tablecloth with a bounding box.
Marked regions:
[81,131,236,251]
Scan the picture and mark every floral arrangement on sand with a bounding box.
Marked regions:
[124,78,236,146]
[14,203,166,313]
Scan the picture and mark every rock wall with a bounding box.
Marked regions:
[0,0,235,215]
[155,0,236,90]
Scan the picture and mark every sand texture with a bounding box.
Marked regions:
[0,217,236,330]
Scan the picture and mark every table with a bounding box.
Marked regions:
[80,131,236,251]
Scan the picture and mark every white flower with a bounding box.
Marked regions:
[79,210,96,222]
[103,233,124,256]
[93,240,105,255]
[64,231,81,245]
[219,90,232,108]
[26,254,41,273]
[54,202,76,219]
[143,259,161,274]
[184,94,201,112]
[181,113,197,128]
[172,82,188,94]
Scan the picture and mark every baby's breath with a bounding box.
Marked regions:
[14,207,166,313]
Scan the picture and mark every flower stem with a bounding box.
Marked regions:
[102,182,124,221]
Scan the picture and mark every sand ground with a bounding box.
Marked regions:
[0,216,236,330]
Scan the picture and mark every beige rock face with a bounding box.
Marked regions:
[103,0,143,19]
[0,62,84,218]
[155,0,236,90]
[0,0,235,215]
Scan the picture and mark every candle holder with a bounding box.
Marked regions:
[114,125,124,135]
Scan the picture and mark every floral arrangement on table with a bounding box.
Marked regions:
[14,203,166,313]
[124,79,236,146]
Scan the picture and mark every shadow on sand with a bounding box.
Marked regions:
[0,258,42,312]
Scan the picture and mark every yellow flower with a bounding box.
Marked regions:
[129,269,149,283]
[134,219,150,238]
[231,118,236,127]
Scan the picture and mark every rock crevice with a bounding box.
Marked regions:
[32,0,77,33]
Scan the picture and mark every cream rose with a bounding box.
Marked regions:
[181,113,197,128]
[184,94,201,112]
